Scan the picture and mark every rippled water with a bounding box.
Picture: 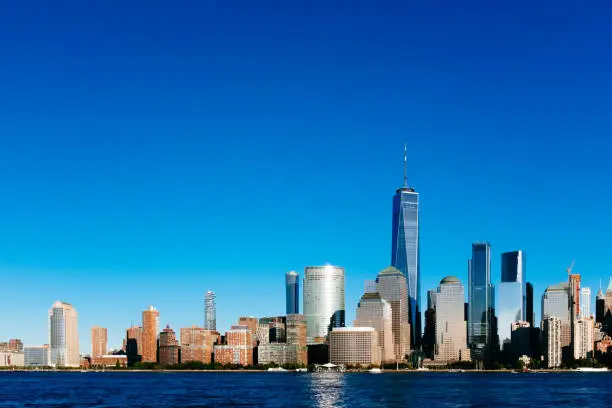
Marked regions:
[0,372,610,407]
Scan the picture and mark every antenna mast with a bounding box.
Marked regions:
[403,142,408,188]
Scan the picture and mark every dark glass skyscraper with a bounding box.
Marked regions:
[285,271,300,315]
[391,145,420,349]
[468,242,494,361]
[497,250,525,350]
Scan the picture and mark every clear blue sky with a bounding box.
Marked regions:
[0,1,610,352]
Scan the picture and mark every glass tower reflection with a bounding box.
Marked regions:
[391,180,420,348]
[285,271,300,315]
[497,251,526,350]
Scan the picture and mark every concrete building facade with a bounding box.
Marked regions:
[329,327,380,367]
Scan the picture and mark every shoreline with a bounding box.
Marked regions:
[0,369,608,374]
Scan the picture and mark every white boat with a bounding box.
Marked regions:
[576,367,608,372]
[267,367,287,372]
[369,368,382,373]
[295,368,307,373]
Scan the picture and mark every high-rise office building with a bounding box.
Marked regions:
[390,145,421,348]
[205,291,217,331]
[49,301,79,367]
[286,314,308,365]
[422,289,436,359]
[542,283,571,349]
[596,285,605,324]
[286,271,300,315]
[526,282,534,327]
[433,276,471,363]
[569,273,581,321]
[159,325,180,365]
[580,287,591,319]
[468,243,495,361]
[142,306,160,363]
[543,317,562,368]
[303,265,345,343]
[238,317,259,347]
[376,266,410,360]
[497,251,526,351]
[91,326,107,361]
[354,292,394,363]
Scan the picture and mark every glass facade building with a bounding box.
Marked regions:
[580,287,591,319]
[49,301,79,367]
[376,266,410,360]
[468,242,494,360]
[497,251,526,350]
[303,265,345,344]
[205,291,216,331]
[285,271,300,315]
[391,186,420,348]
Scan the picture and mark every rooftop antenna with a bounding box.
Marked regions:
[403,142,408,188]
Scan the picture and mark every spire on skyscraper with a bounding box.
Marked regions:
[403,142,408,188]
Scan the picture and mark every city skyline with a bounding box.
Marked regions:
[0,2,611,353]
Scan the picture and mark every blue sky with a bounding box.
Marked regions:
[0,1,610,352]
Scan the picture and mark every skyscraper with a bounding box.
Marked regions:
[91,326,107,360]
[49,301,79,367]
[596,284,605,324]
[390,145,421,348]
[376,266,410,360]
[205,291,216,331]
[142,306,160,363]
[542,283,571,350]
[468,242,495,361]
[303,265,345,343]
[543,316,562,368]
[580,287,591,319]
[354,292,394,363]
[526,282,534,327]
[497,251,525,350]
[434,276,471,363]
[285,271,300,315]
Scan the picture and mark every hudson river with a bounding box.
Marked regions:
[1,372,610,407]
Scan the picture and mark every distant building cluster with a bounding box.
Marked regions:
[3,148,612,370]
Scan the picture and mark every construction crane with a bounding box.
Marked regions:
[566,260,575,275]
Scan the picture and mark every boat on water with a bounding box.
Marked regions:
[576,367,609,372]
[368,368,382,373]
[295,368,307,373]
[267,367,287,372]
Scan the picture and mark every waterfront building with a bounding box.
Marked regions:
[376,266,410,360]
[542,283,571,349]
[238,317,259,347]
[49,301,79,367]
[286,314,308,365]
[526,282,534,327]
[543,317,562,368]
[205,291,217,331]
[573,317,594,360]
[433,276,470,363]
[422,289,436,359]
[354,292,394,363]
[8,339,23,353]
[24,345,50,367]
[93,355,128,367]
[214,326,253,366]
[0,351,24,367]
[91,326,108,362]
[159,325,180,365]
[303,265,345,343]
[258,344,302,366]
[497,251,526,351]
[510,321,531,359]
[468,243,495,361]
[581,287,591,319]
[126,325,143,366]
[142,306,160,363]
[390,146,421,348]
[329,327,381,366]
[286,271,300,315]
[180,326,219,364]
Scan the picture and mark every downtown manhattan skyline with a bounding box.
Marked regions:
[0,2,611,352]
